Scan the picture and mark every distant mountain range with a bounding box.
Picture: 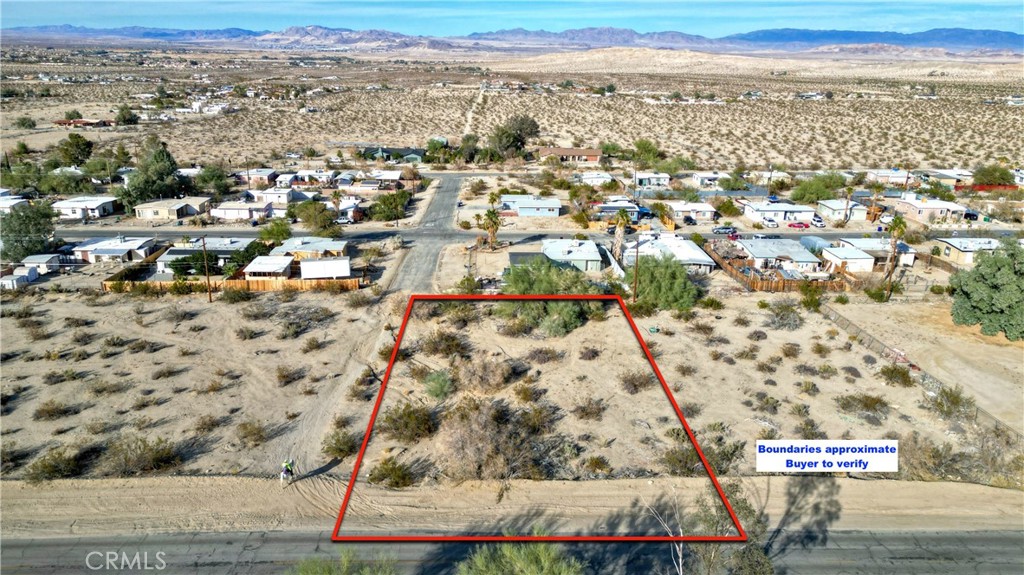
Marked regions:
[3,24,1021,53]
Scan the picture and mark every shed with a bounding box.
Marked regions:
[21,254,61,274]
[299,257,352,279]
[821,247,875,273]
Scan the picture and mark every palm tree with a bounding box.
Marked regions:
[479,208,502,249]
[883,214,907,301]
[842,186,854,224]
[487,191,500,209]
[612,208,631,262]
[330,190,342,213]
[867,182,885,220]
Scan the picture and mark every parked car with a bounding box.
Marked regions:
[964,211,980,221]
[727,233,742,241]
[879,214,894,224]
[767,195,779,203]
[764,234,782,239]
[810,219,826,228]
[335,217,353,225]
[788,222,810,229]
[682,215,697,226]
[637,207,654,220]
[606,226,635,235]
[712,226,737,235]
[762,217,779,228]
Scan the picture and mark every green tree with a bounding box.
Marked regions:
[224,241,272,276]
[295,200,341,237]
[633,139,661,168]
[972,164,1014,186]
[0,202,57,262]
[488,124,525,159]
[169,251,221,278]
[55,133,94,166]
[195,165,233,198]
[460,133,479,162]
[790,173,844,204]
[624,254,702,312]
[370,190,412,221]
[949,239,1024,340]
[115,104,140,126]
[600,141,623,157]
[259,218,293,244]
[487,191,500,209]
[499,257,604,336]
[715,198,742,217]
[14,117,36,129]
[113,143,132,168]
[64,109,83,121]
[13,141,31,157]
[505,114,540,140]
[38,172,94,196]
[456,537,583,575]
[116,135,187,211]
[0,161,43,191]
[478,208,502,249]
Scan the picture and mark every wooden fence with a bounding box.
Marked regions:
[702,244,855,293]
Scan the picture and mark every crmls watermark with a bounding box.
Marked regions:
[85,551,167,571]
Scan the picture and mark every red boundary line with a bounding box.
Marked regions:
[331,294,747,543]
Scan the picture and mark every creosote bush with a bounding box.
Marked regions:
[456,356,513,391]
[25,447,82,483]
[879,364,914,387]
[578,347,600,360]
[237,419,269,447]
[421,329,470,357]
[102,435,180,477]
[379,403,436,443]
[571,398,605,421]
[924,384,977,420]
[619,370,657,395]
[221,288,254,304]
[322,429,360,461]
[368,456,414,488]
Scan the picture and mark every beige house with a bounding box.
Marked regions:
[936,238,1001,266]
[134,197,210,220]
[892,193,965,224]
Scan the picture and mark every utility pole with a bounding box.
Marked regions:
[200,236,213,303]
[631,234,641,304]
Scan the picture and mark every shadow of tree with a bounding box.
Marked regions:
[762,475,843,561]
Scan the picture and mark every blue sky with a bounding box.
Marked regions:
[2,0,1022,36]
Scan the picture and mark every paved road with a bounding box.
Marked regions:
[387,173,465,293]
[3,530,1021,574]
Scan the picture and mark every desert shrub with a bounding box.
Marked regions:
[458,220,472,230]
[33,399,78,420]
[619,370,657,394]
[864,287,888,302]
[790,404,810,417]
[322,429,360,461]
[735,345,759,361]
[276,366,304,386]
[71,330,94,345]
[862,354,877,365]
[879,364,914,387]
[709,350,724,361]
[675,364,697,377]
[63,317,91,328]
[794,364,818,376]
[221,288,254,303]
[526,347,562,364]
[754,392,780,414]
[368,456,413,488]
[811,342,831,357]
[512,383,540,403]
[798,381,820,396]
[194,415,222,434]
[128,340,160,353]
[424,370,455,400]
[799,281,824,312]
[929,284,947,295]
[834,294,850,305]
[841,366,862,378]
[104,335,128,347]
[521,404,557,435]
[162,306,192,323]
[924,384,977,420]
[690,321,714,337]
[499,318,533,337]
[795,418,827,440]
[421,329,469,357]
[237,419,269,447]
[779,343,800,358]
[818,363,837,379]
[758,428,781,440]
[764,298,803,330]
[662,424,745,476]
[756,361,776,374]
[301,337,325,353]
[131,395,159,410]
[379,403,436,443]
[236,326,259,340]
[678,402,702,418]
[85,419,115,435]
[582,455,612,475]
[25,447,82,483]
[571,398,605,421]
[836,393,889,416]
[347,291,373,308]
[102,435,180,476]
[697,297,724,310]
[733,315,751,327]
[672,308,697,322]
[27,325,52,341]
[456,356,513,391]
[578,347,600,360]
[152,366,178,380]
[240,303,273,320]
[195,380,226,394]
[42,370,69,385]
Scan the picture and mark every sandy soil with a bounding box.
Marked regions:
[2,475,1021,538]
[837,301,1024,434]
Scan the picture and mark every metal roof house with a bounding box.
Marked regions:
[622,233,716,273]
[742,201,818,222]
[72,236,156,263]
[270,237,348,259]
[817,199,868,222]
[736,239,821,272]
[541,239,602,272]
[501,195,561,217]
[821,246,875,273]
[935,237,1002,266]
[837,238,917,267]
[243,255,294,279]
[52,195,118,219]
